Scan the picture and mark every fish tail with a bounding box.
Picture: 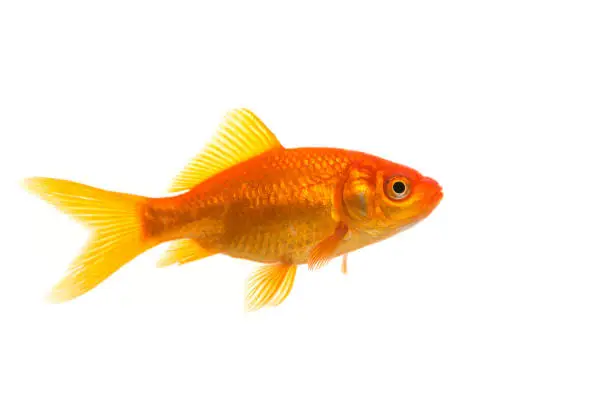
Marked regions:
[22,177,154,303]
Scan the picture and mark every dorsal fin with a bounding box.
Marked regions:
[169,108,283,193]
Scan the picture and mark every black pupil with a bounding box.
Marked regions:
[392,181,406,195]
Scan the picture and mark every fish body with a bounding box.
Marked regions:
[147,147,440,265]
[23,109,443,310]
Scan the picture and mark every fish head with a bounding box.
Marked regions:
[342,154,443,237]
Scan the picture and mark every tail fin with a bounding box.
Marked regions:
[22,177,153,303]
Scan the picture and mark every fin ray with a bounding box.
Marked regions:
[22,177,152,302]
[169,108,283,193]
[157,239,217,267]
[308,223,349,270]
[245,264,297,312]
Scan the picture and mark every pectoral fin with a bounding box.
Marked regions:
[341,254,348,274]
[308,223,349,270]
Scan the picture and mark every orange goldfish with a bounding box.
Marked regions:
[23,109,443,310]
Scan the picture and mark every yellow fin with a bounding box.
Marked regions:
[22,177,153,302]
[341,254,348,274]
[169,108,283,193]
[308,223,349,270]
[157,239,217,267]
[245,264,297,312]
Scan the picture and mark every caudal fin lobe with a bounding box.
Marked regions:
[23,177,153,303]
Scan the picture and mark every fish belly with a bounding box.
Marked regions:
[222,211,338,264]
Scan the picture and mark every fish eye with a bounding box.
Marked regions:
[386,177,411,200]
[393,181,406,195]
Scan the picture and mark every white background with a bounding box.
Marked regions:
[1,1,611,407]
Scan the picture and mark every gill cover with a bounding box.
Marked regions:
[342,167,377,223]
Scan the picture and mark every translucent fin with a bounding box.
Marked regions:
[157,239,217,267]
[341,254,348,274]
[169,108,283,193]
[308,223,349,270]
[22,177,152,302]
[245,264,297,312]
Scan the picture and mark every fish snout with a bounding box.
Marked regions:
[418,176,443,207]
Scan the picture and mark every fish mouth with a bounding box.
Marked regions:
[431,189,443,205]
[421,193,442,214]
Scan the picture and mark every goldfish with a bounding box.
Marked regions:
[23,108,443,311]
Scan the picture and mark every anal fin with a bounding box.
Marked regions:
[157,239,218,267]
